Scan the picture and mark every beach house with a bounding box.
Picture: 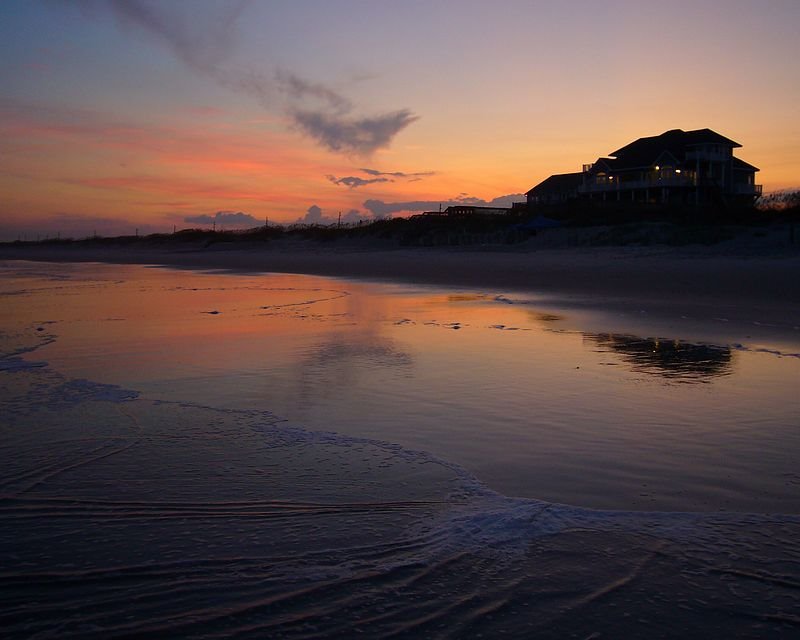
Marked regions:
[527,128,761,207]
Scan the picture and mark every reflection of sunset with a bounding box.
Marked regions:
[5,261,800,515]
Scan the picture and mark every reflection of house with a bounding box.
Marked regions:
[586,333,733,381]
[527,129,761,207]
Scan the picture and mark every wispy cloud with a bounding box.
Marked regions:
[276,71,352,113]
[360,168,436,180]
[326,175,390,189]
[59,1,418,155]
[326,166,435,189]
[66,0,247,73]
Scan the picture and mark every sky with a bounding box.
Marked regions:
[1,0,799,240]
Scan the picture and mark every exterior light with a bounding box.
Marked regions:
[655,165,660,171]
[675,169,681,174]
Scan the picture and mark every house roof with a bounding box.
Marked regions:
[444,205,511,212]
[527,171,583,195]
[732,156,760,172]
[584,158,618,174]
[608,128,742,169]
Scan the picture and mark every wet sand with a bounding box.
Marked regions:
[3,250,800,638]
[2,241,799,342]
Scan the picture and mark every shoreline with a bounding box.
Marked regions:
[2,241,799,347]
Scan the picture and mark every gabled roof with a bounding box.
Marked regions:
[527,171,583,195]
[652,149,681,166]
[609,128,741,169]
[585,158,618,174]
[732,156,760,172]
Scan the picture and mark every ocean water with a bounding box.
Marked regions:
[2,260,799,638]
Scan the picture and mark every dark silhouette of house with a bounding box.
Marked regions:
[416,205,511,217]
[525,173,584,205]
[527,129,761,207]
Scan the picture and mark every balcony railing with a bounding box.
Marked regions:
[733,184,762,195]
[579,175,695,193]
[579,178,762,197]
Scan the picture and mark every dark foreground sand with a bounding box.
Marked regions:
[2,240,799,344]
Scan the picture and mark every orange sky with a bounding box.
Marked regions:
[1,1,798,239]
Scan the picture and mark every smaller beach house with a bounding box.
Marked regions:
[527,128,761,207]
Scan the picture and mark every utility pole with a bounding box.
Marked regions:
[338,211,342,229]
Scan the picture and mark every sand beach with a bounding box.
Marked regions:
[3,235,800,638]
[2,230,798,343]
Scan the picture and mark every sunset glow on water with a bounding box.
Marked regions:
[3,260,800,638]
[6,261,799,513]
[3,1,800,635]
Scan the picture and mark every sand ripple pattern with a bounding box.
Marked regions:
[2,330,800,637]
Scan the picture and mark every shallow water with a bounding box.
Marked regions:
[7,260,799,513]
[2,260,800,638]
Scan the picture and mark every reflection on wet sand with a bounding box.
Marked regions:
[586,333,733,381]
[290,334,414,410]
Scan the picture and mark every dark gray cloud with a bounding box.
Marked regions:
[360,168,436,180]
[363,193,525,218]
[184,210,259,227]
[362,199,441,217]
[291,109,418,156]
[302,205,324,224]
[297,205,370,225]
[342,209,367,223]
[276,71,351,113]
[59,1,418,155]
[326,175,391,189]
[327,167,434,189]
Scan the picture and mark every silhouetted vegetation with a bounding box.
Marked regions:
[756,189,800,220]
[3,196,798,250]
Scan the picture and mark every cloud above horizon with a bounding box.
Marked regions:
[59,1,418,155]
[297,204,370,225]
[291,108,418,156]
[363,193,525,217]
[184,210,259,227]
[327,167,436,189]
[361,168,436,180]
[0,209,164,241]
[326,175,390,189]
